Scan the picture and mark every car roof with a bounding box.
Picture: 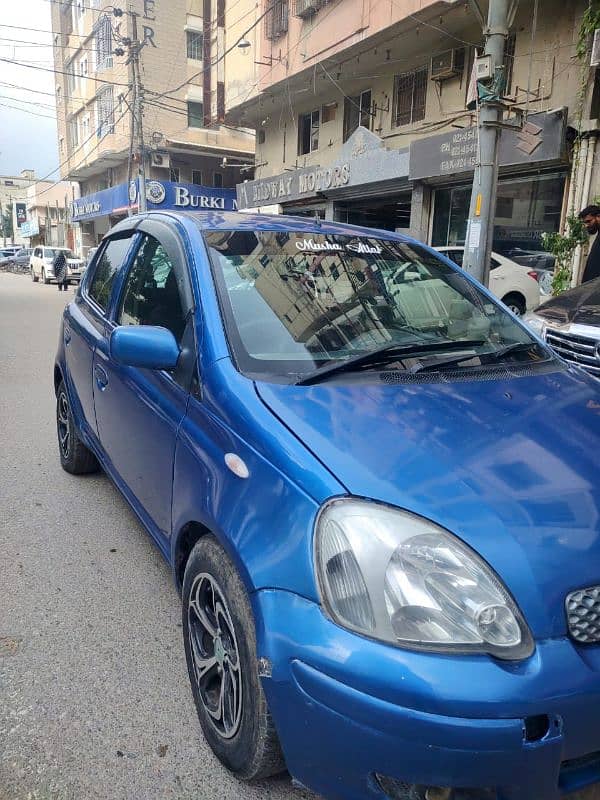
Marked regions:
[114,210,415,244]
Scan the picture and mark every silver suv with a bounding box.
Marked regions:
[30,246,85,284]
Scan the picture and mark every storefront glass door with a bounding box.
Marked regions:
[432,173,565,256]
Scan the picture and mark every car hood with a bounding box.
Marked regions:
[535,278,600,326]
[256,368,600,639]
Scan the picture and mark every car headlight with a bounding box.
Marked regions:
[522,312,546,338]
[315,499,533,660]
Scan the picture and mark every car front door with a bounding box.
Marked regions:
[66,232,137,439]
[92,220,195,540]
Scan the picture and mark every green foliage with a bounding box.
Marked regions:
[577,2,600,61]
[542,216,588,296]
[1,206,13,240]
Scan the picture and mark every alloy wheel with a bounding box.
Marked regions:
[57,390,70,459]
[187,572,243,740]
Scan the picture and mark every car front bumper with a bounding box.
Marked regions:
[254,590,600,800]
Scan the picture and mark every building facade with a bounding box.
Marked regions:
[228,0,600,284]
[18,181,81,252]
[50,0,256,252]
[0,170,36,247]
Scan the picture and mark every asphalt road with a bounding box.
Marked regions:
[1,273,599,800]
[0,272,313,800]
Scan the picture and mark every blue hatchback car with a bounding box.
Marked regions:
[55,211,600,800]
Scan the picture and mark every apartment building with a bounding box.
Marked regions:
[0,170,36,246]
[51,0,256,251]
[228,0,600,280]
[18,181,80,251]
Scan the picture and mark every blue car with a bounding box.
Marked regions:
[54,211,600,800]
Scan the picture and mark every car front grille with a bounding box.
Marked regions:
[566,585,600,644]
[545,328,600,377]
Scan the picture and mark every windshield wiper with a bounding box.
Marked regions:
[410,341,544,374]
[479,341,544,362]
[294,339,485,385]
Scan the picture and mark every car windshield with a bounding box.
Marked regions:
[45,248,75,259]
[204,230,549,382]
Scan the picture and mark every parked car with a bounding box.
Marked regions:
[524,276,600,380]
[55,212,600,800]
[498,245,556,271]
[30,245,85,284]
[5,247,33,272]
[0,246,21,267]
[436,246,541,315]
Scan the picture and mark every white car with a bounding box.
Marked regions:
[435,246,541,316]
[30,245,85,284]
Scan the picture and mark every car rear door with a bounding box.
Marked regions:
[65,231,138,442]
[92,218,195,540]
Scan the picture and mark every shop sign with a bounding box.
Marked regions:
[146,180,236,211]
[70,180,237,222]
[15,203,27,227]
[409,110,566,182]
[20,219,39,237]
[237,164,350,210]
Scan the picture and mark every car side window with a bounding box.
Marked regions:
[118,233,186,344]
[88,234,134,312]
[490,258,501,271]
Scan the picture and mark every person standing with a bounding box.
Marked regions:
[53,250,69,292]
[578,205,600,283]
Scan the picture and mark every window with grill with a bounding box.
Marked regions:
[66,62,78,97]
[393,67,427,127]
[96,15,112,70]
[265,0,288,40]
[69,118,79,149]
[213,172,223,188]
[187,30,203,61]
[187,101,204,128]
[97,86,114,139]
[192,170,203,185]
[298,109,319,155]
[170,167,180,182]
[343,89,372,142]
[504,32,516,95]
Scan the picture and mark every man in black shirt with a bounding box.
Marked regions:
[578,205,600,283]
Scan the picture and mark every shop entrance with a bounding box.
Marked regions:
[431,173,566,256]
[334,193,412,232]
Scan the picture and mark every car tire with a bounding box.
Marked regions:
[56,380,99,474]
[31,268,38,283]
[182,536,285,781]
[43,268,50,285]
[501,293,526,316]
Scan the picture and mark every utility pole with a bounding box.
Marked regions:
[129,9,147,213]
[462,0,511,286]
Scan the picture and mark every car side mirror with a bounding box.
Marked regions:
[110,325,180,370]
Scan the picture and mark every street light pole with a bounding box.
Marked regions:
[462,0,511,286]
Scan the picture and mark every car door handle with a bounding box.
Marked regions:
[94,364,109,390]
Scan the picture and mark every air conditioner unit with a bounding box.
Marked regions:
[430,48,463,80]
[591,29,600,67]
[151,152,170,168]
[294,0,324,18]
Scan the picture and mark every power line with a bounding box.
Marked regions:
[0,100,57,120]
[33,90,132,196]
[0,55,130,87]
